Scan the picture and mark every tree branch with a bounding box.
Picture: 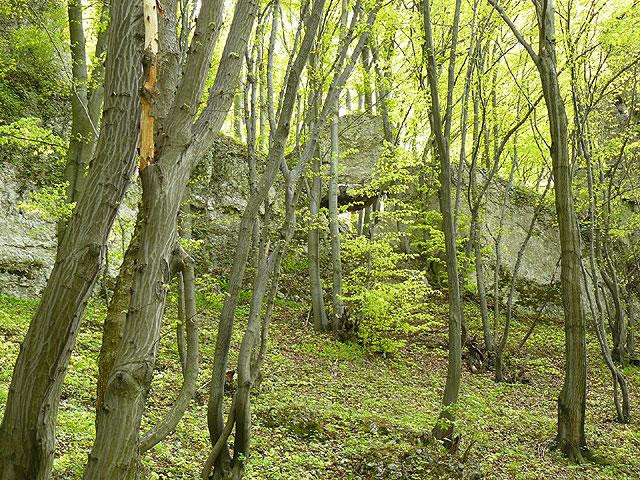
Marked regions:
[487,0,540,67]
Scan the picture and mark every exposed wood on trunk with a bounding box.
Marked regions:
[140,0,160,171]
[85,0,259,477]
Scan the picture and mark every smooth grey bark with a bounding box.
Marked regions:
[203,173,300,479]
[307,49,330,332]
[61,0,109,235]
[490,133,519,379]
[62,0,89,216]
[329,111,345,330]
[308,143,329,331]
[204,4,379,475]
[231,246,275,471]
[568,42,630,415]
[474,225,492,350]
[490,138,517,339]
[490,0,588,461]
[0,4,143,479]
[423,0,463,445]
[234,173,302,462]
[84,0,258,477]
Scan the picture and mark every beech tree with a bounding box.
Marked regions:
[490,0,588,461]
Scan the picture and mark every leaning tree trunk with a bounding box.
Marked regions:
[581,149,630,423]
[84,0,257,477]
[205,1,332,473]
[468,84,493,353]
[0,5,142,479]
[204,3,379,475]
[361,43,373,112]
[600,249,627,366]
[495,180,551,382]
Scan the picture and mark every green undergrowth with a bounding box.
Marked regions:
[0,293,639,479]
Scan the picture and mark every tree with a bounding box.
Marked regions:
[61,0,109,233]
[202,1,380,475]
[422,0,464,445]
[84,0,259,476]
[490,0,588,462]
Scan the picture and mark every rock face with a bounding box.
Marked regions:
[320,113,384,186]
[0,125,570,303]
[0,136,254,298]
[319,113,384,209]
[190,135,251,273]
[316,114,562,292]
[0,167,56,297]
[473,178,561,288]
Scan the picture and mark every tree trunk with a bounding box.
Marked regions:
[490,0,588,460]
[601,250,627,366]
[60,0,110,239]
[204,4,379,474]
[581,143,630,423]
[423,0,463,445]
[205,0,329,474]
[495,180,551,382]
[307,49,329,331]
[538,6,588,463]
[85,0,257,477]
[0,4,143,479]
[361,44,373,112]
[308,147,329,331]
[329,111,345,330]
[474,219,493,353]
[141,245,200,452]
[96,211,142,415]
[234,90,244,141]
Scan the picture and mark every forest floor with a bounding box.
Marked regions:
[1,291,639,480]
